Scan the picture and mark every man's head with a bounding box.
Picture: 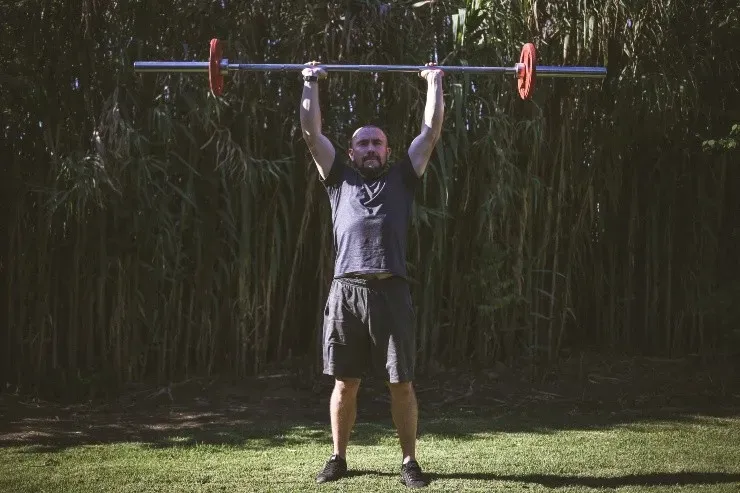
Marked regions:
[348,125,391,179]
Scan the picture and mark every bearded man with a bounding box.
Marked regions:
[299,60,444,488]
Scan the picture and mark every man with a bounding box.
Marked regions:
[299,59,444,488]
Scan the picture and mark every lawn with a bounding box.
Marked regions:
[2,357,739,492]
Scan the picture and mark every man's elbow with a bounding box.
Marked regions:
[422,126,442,145]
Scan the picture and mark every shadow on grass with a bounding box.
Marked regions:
[3,402,740,453]
[427,472,740,488]
[346,470,396,478]
[4,405,740,456]
[2,363,739,453]
[418,406,740,438]
[338,470,740,488]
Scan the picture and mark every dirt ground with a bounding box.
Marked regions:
[2,352,739,450]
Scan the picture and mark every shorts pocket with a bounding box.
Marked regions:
[323,319,366,378]
[324,319,348,346]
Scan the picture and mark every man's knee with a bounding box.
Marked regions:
[334,377,361,396]
[387,381,415,400]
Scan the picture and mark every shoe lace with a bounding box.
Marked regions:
[323,455,345,473]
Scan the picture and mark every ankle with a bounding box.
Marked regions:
[402,456,415,465]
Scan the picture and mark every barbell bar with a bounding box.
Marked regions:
[133,39,607,99]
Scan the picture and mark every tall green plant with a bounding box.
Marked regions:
[1,0,738,391]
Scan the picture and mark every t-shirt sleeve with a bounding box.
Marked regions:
[399,152,421,189]
[319,152,345,188]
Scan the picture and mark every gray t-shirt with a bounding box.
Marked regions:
[321,152,419,279]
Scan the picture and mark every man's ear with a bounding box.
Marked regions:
[386,147,392,159]
[348,148,354,160]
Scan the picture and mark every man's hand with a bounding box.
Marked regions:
[302,61,328,80]
[420,62,444,83]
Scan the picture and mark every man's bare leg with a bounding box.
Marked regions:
[331,377,361,458]
[388,381,418,462]
[389,381,428,487]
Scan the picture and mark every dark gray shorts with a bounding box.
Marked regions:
[322,276,416,383]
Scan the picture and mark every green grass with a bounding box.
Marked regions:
[2,413,740,492]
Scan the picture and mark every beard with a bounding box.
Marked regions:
[353,155,390,180]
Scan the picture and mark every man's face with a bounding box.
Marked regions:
[348,126,391,173]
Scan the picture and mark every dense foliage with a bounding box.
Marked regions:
[2,0,739,391]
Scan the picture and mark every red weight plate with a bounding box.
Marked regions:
[209,38,224,96]
[517,43,536,100]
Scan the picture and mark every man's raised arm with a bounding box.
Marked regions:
[408,64,445,177]
[300,63,335,180]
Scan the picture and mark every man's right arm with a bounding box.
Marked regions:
[300,67,335,180]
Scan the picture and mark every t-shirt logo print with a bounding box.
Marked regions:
[360,181,386,212]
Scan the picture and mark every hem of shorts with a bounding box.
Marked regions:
[386,374,414,384]
[323,366,363,379]
[323,367,413,383]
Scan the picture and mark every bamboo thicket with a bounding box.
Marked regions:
[1,0,738,390]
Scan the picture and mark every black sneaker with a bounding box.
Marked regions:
[400,460,428,488]
[316,454,347,483]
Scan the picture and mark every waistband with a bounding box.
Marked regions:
[335,275,404,288]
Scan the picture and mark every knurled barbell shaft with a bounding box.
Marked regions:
[132,61,607,79]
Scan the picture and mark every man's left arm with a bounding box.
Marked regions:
[408,65,445,177]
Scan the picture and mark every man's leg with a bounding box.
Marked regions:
[318,279,369,484]
[368,279,428,487]
[316,377,361,484]
[389,381,428,488]
[331,377,361,459]
[388,381,418,462]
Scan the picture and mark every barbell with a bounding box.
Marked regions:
[133,39,606,100]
